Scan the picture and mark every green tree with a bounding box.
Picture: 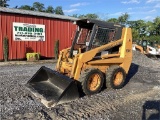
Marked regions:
[146,21,155,36]
[136,20,147,38]
[71,14,79,18]
[107,18,118,23]
[132,28,140,41]
[127,21,137,28]
[145,35,160,42]
[0,0,9,7]
[33,2,45,12]
[71,13,99,19]
[19,5,34,10]
[153,17,160,35]
[78,14,86,18]
[85,14,99,19]
[145,17,160,42]
[45,6,54,13]
[128,20,147,39]
[55,6,64,15]
[118,13,129,26]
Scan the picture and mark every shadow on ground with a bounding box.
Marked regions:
[125,63,139,86]
[142,100,160,120]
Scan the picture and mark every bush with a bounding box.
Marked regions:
[54,40,59,60]
[3,36,9,62]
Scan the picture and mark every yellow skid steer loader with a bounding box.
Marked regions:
[26,19,132,108]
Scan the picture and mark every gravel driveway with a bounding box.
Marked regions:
[1,51,160,120]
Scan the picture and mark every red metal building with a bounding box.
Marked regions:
[0,7,77,60]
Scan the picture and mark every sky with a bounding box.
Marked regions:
[8,0,160,21]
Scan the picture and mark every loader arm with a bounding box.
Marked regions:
[78,39,123,63]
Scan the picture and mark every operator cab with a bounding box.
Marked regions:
[69,19,124,58]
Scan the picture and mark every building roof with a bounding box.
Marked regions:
[0,7,78,21]
[76,19,123,29]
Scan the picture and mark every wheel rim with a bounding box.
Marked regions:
[88,73,101,91]
[113,72,123,86]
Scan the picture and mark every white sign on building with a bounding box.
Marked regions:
[13,22,45,41]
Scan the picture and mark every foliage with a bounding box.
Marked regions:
[154,17,160,35]
[33,2,45,12]
[107,18,118,23]
[45,6,54,13]
[71,13,99,19]
[118,13,129,26]
[83,14,99,19]
[54,40,59,60]
[131,28,140,42]
[146,21,155,36]
[55,6,64,15]
[128,17,160,42]
[0,0,9,7]
[19,5,34,11]
[71,14,79,18]
[17,2,64,15]
[145,35,160,42]
[3,36,9,61]
[106,13,129,25]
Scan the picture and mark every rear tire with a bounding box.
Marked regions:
[106,65,126,89]
[79,68,104,95]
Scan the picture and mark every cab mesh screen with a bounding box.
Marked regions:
[92,27,115,47]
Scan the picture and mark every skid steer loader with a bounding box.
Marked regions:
[132,40,160,59]
[26,19,132,108]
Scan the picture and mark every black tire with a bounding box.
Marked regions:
[106,65,126,89]
[79,68,104,95]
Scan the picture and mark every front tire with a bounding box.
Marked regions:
[79,68,104,95]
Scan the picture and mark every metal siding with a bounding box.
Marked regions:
[0,13,2,60]
[45,18,50,57]
[0,12,76,60]
[50,19,54,57]
[1,13,7,60]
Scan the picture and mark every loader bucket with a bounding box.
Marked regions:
[26,66,79,108]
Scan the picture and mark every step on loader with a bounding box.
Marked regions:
[26,19,132,108]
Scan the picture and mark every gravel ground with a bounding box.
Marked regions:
[1,51,160,120]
